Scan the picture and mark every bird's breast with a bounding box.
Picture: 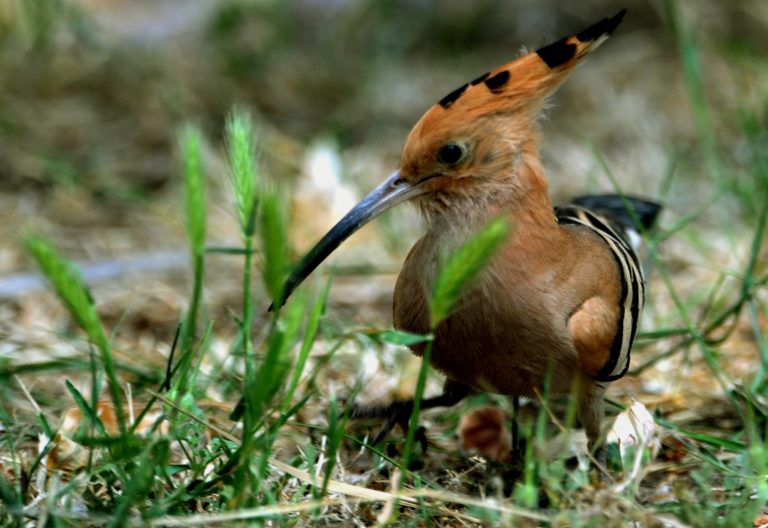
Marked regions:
[393,231,581,395]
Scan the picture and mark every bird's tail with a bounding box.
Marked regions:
[568,194,662,251]
[570,194,661,230]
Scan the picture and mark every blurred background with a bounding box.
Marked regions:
[1,0,766,422]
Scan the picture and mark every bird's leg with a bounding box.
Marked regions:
[578,381,607,468]
[348,379,472,451]
[511,395,521,456]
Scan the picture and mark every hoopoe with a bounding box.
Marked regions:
[273,10,660,453]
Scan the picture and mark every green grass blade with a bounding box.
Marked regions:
[88,346,104,418]
[513,424,537,508]
[430,217,511,327]
[25,236,107,351]
[204,246,259,255]
[24,235,126,434]
[318,396,344,501]
[655,416,746,452]
[397,338,434,515]
[178,124,208,391]
[223,106,263,506]
[368,329,433,347]
[256,296,306,418]
[64,380,108,437]
[259,189,289,304]
[226,108,259,238]
[282,279,331,412]
[664,0,723,188]
[181,124,206,260]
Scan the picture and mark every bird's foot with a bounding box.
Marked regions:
[588,444,612,483]
[347,400,429,453]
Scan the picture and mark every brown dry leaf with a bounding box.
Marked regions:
[46,432,90,472]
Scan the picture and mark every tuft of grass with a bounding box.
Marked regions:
[15,106,336,524]
[224,107,260,365]
[221,106,325,509]
[224,107,263,505]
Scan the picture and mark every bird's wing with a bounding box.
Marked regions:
[556,204,646,381]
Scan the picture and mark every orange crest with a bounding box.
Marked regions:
[403,10,626,159]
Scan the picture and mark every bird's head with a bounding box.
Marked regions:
[397,9,626,220]
[272,10,626,308]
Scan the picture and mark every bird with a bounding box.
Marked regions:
[271,9,661,455]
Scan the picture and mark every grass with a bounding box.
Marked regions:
[1,0,767,526]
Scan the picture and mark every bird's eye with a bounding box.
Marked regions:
[437,143,464,165]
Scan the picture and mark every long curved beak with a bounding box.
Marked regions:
[271,170,429,310]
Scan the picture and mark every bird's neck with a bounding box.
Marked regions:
[423,148,559,245]
[506,151,560,239]
[410,151,566,306]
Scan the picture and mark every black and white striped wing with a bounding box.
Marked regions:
[555,205,646,382]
